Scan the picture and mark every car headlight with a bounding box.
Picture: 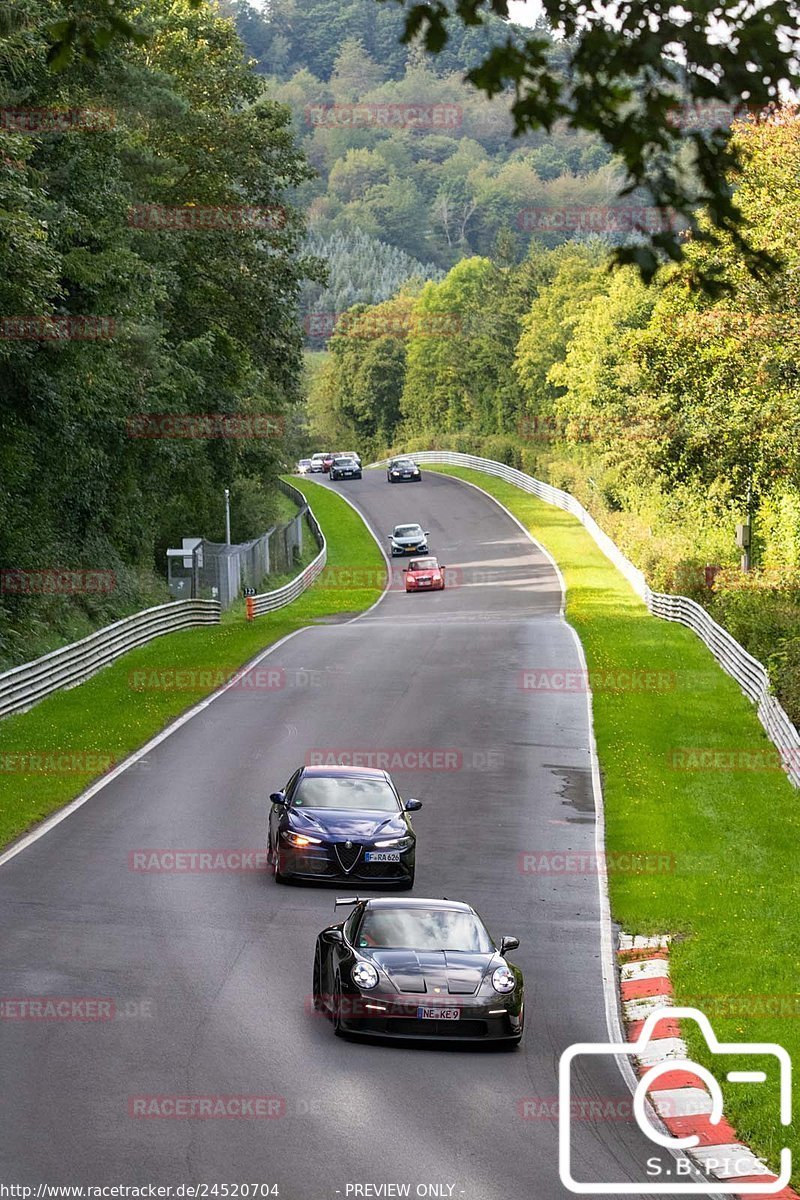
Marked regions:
[281,831,322,847]
[391,471,400,476]
[374,836,413,849]
[492,965,516,994]
[352,961,379,990]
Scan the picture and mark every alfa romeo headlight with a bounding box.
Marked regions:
[492,965,516,994]
[352,961,379,990]
[281,831,321,848]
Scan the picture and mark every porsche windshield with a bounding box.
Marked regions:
[357,908,493,952]
[293,775,398,812]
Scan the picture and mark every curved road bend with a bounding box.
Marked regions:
[0,469,676,1198]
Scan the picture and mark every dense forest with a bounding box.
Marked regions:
[310,110,800,721]
[226,0,619,319]
[0,0,317,667]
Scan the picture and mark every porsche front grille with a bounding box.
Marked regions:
[334,843,362,873]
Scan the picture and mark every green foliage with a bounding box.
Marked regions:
[390,0,799,283]
[0,0,318,669]
[432,463,800,1179]
[301,229,442,334]
[316,109,800,721]
[0,479,384,847]
[257,19,618,272]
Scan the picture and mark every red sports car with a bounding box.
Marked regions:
[404,557,445,592]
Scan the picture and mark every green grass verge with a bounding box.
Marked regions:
[0,477,383,850]
[431,464,799,1177]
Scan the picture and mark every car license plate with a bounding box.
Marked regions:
[419,579,431,586]
[365,851,401,862]
[417,1007,460,1020]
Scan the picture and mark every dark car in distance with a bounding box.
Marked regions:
[267,765,420,887]
[387,457,422,483]
[330,456,362,480]
[313,897,524,1043]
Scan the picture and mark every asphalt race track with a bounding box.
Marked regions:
[0,469,682,1198]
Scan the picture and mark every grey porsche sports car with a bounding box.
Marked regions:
[313,897,524,1043]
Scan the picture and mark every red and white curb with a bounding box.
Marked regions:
[618,934,797,1198]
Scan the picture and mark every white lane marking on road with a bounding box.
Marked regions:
[436,471,722,1193]
[0,482,393,871]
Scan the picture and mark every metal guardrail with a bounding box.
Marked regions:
[370,450,800,787]
[0,599,221,720]
[246,480,327,618]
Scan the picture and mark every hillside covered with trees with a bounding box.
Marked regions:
[225,0,618,316]
[0,0,316,667]
[311,109,800,720]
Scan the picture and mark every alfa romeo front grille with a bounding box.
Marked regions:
[334,842,362,873]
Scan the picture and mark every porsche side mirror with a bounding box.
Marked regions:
[404,798,422,812]
[402,567,408,572]
[500,936,520,955]
[269,791,286,806]
[322,929,343,945]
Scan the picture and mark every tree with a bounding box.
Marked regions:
[385,0,800,283]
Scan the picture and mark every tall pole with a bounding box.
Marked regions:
[741,475,752,573]
[224,488,231,546]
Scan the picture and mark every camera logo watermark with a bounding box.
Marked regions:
[559,1007,791,1193]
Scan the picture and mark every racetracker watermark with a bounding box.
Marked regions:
[666,100,755,132]
[304,748,505,771]
[518,851,674,875]
[303,103,462,129]
[304,311,461,341]
[518,1097,637,1121]
[0,751,115,775]
[0,316,115,340]
[126,414,284,439]
[519,669,676,693]
[662,310,800,341]
[668,747,800,771]
[679,994,800,1019]
[128,849,269,873]
[316,566,462,590]
[0,997,114,1020]
[128,666,328,692]
[129,1096,285,1119]
[127,205,286,230]
[516,205,678,234]
[0,106,115,132]
[0,569,116,594]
